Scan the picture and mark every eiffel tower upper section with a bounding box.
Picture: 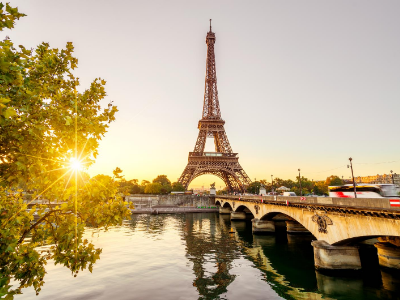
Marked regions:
[202,20,221,120]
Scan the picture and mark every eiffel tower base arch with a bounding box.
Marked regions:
[179,156,250,193]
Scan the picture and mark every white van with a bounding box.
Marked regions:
[282,192,296,197]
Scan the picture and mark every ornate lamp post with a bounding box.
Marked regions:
[347,158,357,198]
[298,169,302,196]
[390,170,395,184]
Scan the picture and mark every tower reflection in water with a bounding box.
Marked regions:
[182,213,239,299]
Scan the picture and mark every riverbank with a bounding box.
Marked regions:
[130,206,218,214]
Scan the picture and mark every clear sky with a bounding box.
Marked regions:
[4,0,400,189]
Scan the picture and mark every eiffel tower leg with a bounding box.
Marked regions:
[179,165,196,190]
[220,171,244,193]
[235,168,252,187]
[193,130,207,153]
[220,171,234,191]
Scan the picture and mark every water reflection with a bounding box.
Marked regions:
[182,214,239,299]
[15,213,400,300]
[127,214,400,300]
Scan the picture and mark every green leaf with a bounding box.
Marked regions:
[65,116,72,125]
[3,107,16,118]
[0,98,11,104]
[6,245,15,252]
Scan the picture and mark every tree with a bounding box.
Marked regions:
[144,182,162,194]
[171,182,185,192]
[112,167,124,180]
[129,179,143,194]
[141,179,150,186]
[216,187,228,195]
[325,175,343,187]
[314,181,328,195]
[152,175,171,186]
[118,179,142,194]
[292,176,313,195]
[0,5,130,298]
[247,181,261,194]
[152,175,172,194]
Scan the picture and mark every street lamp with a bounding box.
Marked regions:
[347,157,357,198]
[298,169,302,196]
[390,170,395,184]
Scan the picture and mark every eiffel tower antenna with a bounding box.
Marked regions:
[178,22,252,192]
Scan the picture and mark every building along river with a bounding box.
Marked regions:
[15,213,400,300]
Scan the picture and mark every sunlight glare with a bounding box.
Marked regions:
[70,157,82,171]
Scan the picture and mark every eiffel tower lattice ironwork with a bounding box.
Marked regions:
[178,20,252,192]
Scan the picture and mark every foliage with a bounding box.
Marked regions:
[325,175,343,187]
[0,4,131,298]
[0,3,25,31]
[246,181,261,194]
[152,175,172,194]
[152,175,170,186]
[0,39,117,187]
[171,181,185,192]
[112,167,124,180]
[118,179,143,194]
[141,180,150,187]
[216,189,228,195]
[144,182,162,194]
[0,176,132,298]
[313,181,328,195]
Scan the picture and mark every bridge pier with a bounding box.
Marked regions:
[252,219,275,234]
[285,220,311,235]
[230,211,246,221]
[374,242,400,270]
[219,207,231,214]
[312,240,361,271]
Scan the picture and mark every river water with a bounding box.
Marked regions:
[16,213,400,300]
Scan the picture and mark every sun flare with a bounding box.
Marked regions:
[69,157,83,171]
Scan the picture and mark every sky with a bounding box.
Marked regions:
[3,0,400,189]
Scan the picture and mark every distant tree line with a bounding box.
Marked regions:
[114,169,185,195]
[218,175,344,195]
[115,168,344,196]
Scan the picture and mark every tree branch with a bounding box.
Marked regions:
[17,209,78,245]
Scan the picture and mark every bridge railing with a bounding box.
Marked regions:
[215,195,400,212]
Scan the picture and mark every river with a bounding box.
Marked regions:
[15,213,400,300]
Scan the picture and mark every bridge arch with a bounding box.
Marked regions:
[222,202,233,210]
[234,204,255,218]
[216,197,400,246]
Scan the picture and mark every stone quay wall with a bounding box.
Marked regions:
[125,194,214,209]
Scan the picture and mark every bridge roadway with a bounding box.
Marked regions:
[213,195,400,271]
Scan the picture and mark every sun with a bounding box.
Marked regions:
[69,157,83,171]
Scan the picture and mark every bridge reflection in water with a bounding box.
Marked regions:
[177,213,400,300]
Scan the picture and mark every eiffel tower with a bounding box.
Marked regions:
[178,20,252,192]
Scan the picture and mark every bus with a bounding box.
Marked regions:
[329,184,400,198]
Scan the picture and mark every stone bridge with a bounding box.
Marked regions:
[214,195,400,271]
